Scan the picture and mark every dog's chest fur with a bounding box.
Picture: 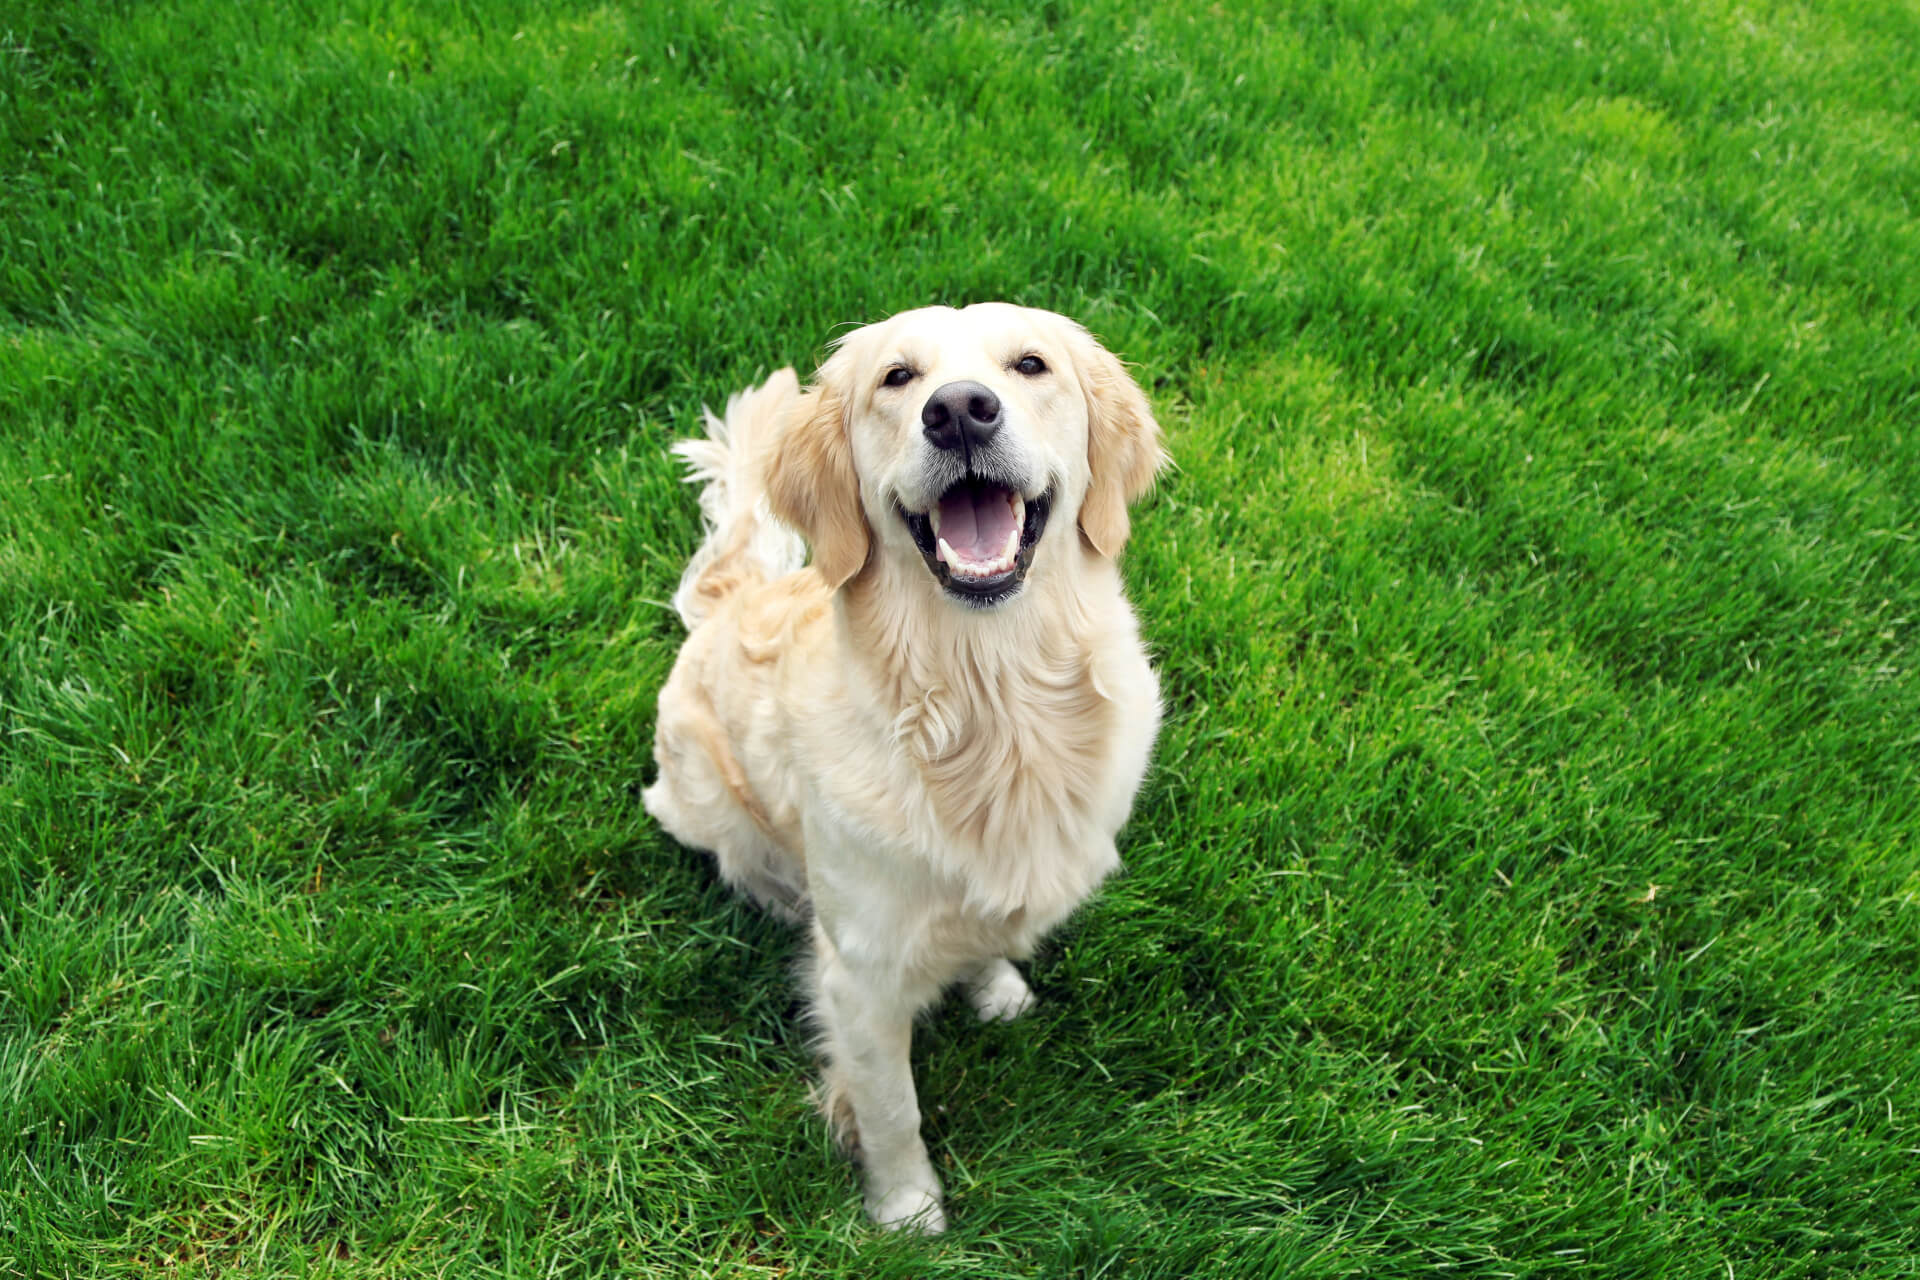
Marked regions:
[819,562,1157,926]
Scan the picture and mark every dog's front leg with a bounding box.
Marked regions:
[811,925,946,1233]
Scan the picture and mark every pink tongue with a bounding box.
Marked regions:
[938,486,1015,559]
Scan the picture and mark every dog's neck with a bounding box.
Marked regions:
[838,539,1122,713]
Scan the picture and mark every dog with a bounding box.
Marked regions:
[643,302,1166,1232]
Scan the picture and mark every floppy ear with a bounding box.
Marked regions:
[1073,326,1168,558]
[764,360,870,590]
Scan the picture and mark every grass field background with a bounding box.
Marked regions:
[5,0,1919,1275]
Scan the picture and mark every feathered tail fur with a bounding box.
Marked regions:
[668,368,808,629]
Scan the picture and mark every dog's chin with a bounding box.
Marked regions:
[897,479,1052,610]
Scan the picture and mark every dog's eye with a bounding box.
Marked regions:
[881,366,914,388]
[1015,354,1048,376]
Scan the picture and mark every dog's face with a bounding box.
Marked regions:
[767,303,1165,607]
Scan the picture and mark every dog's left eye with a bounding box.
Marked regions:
[882,366,914,388]
[1015,354,1048,376]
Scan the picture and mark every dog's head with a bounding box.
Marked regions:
[766,303,1166,607]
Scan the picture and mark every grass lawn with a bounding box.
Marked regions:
[4,0,1919,1274]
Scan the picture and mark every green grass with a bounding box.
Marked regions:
[4,0,1918,1274]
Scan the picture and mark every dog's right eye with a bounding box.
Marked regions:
[882,366,914,388]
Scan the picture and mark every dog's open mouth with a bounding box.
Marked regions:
[899,480,1051,606]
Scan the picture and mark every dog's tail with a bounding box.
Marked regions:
[668,368,807,630]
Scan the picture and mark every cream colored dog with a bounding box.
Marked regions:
[643,302,1165,1232]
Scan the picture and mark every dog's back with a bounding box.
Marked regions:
[646,369,818,919]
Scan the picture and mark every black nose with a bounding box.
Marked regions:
[921,380,1002,454]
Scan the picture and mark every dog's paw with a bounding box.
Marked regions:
[967,959,1037,1024]
[867,1184,947,1234]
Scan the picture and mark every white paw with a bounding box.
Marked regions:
[867,1183,947,1234]
[967,960,1037,1024]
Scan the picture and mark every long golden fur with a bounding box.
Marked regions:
[644,303,1166,1231]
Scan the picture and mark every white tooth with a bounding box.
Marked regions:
[936,536,956,568]
[1001,525,1020,567]
[928,504,942,537]
[1010,493,1024,525]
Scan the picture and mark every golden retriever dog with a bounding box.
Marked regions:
[643,302,1165,1232]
